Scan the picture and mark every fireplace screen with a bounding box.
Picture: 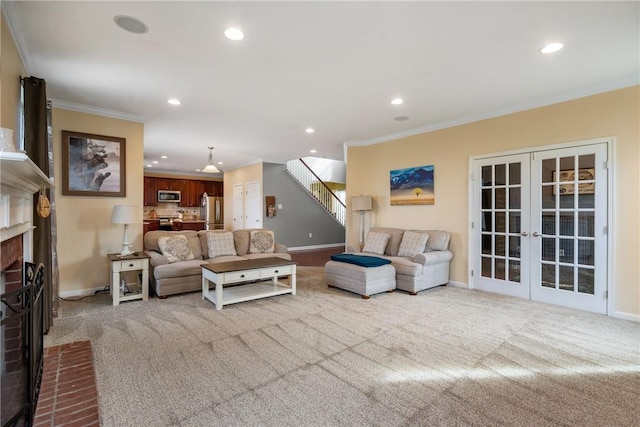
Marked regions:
[1,262,45,427]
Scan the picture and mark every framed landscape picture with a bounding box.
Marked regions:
[61,130,126,197]
[390,164,434,205]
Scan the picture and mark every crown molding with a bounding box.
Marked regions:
[2,1,39,76]
[345,76,639,148]
[51,99,145,123]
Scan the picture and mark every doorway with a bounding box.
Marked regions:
[471,140,609,314]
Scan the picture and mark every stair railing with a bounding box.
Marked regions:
[286,159,346,227]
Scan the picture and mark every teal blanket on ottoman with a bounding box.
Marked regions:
[330,254,391,268]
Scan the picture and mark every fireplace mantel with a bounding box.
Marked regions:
[0,151,52,244]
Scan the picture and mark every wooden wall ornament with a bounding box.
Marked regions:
[266,195,276,217]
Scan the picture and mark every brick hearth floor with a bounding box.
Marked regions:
[34,340,100,427]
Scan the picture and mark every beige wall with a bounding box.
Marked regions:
[347,86,639,319]
[53,108,144,294]
[1,12,27,135]
[222,162,262,229]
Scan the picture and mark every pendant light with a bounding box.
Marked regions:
[202,147,220,173]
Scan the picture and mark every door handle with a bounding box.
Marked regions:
[521,232,528,236]
[532,232,540,237]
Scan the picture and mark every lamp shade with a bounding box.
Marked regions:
[352,195,372,212]
[111,205,139,224]
[203,147,220,173]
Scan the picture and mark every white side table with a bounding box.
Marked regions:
[108,253,150,306]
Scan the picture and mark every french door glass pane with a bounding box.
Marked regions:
[495,235,506,256]
[495,188,506,209]
[559,265,574,291]
[578,267,595,294]
[542,185,555,209]
[482,189,492,209]
[542,159,555,183]
[559,238,574,263]
[482,212,493,231]
[509,188,521,209]
[509,212,521,233]
[542,213,556,235]
[482,166,492,186]
[578,240,594,265]
[542,238,555,261]
[496,212,506,232]
[509,236,521,257]
[509,260,521,282]
[482,234,492,254]
[509,163,521,185]
[559,214,574,236]
[495,259,506,280]
[495,164,506,185]
[542,264,555,287]
[481,257,491,277]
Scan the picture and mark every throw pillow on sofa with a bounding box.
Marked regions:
[397,231,430,257]
[157,234,195,263]
[249,230,275,253]
[206,232,237,257]
[362,231,390,255]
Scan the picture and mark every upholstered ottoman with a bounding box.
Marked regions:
[324,256,396,299]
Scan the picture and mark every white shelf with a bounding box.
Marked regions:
[0,151,52,192]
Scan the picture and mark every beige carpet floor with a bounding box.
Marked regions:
[46,267,640,426]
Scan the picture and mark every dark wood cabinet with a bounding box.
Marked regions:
[156,178,181,191]
[143,177,158,206]
[179,180,202,207]
[201,180,223,197]
[172,221,205,232]
[144,176,223,207]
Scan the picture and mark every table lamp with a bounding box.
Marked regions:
[111,205,139,256]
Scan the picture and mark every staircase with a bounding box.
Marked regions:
[286,158,346,227]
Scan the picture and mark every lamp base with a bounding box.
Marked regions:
[120,243,134,256]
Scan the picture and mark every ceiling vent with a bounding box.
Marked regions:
[114,15,149,34]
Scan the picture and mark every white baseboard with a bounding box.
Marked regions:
[447,280,468,289]
[59,285,109,299]
[611,311,640,322]
[289,243,345,252]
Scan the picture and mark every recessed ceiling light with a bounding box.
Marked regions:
[146,164,153,167]
[310,149,317,153]
[196,169,201,172]
[114,15,148,34]
[224,27,244,41]
[167,98,181,105]
[305,128,315,134]
[391,98,404,105]
[152,161,159,164]
[217,162,224,165]
[394,116,409,121]
[160,155,168,159]
[540,42,564,54]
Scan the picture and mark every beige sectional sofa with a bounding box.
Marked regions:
[346,227,453,294]
[143,229,291,297]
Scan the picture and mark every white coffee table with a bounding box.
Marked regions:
[201,257,296,310]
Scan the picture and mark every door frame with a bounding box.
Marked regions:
[468,137,614,315]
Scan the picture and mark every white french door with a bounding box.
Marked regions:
[473,154,531,299]
[472,142,609,314]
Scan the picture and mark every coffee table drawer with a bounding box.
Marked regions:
[224,270,260,282]
[260,265,294,278]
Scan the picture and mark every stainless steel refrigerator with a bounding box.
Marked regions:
[201,195,224,230]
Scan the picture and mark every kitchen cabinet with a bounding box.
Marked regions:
[172,221,206,232]
[156,178,181,191]
[143,177,158,206]
[179,180,202,207]
[144,176,223,207]
[202,180,223,197]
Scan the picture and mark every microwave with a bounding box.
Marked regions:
[158,190,181,202]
